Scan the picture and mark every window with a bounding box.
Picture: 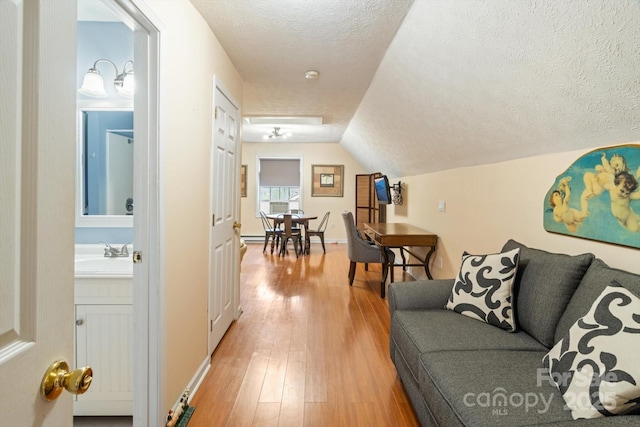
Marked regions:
[258,158,302,214]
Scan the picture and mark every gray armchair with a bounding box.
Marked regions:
[341,211,395,287]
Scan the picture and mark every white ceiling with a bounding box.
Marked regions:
[189,0,414,144]
[190,0,640,177]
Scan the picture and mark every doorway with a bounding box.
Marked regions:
[75,0,162,425]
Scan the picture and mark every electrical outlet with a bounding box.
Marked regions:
[438,200,446,212]
[331,223,335,228]
[437,257,443,269]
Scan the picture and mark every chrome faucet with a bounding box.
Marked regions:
[103,243,130,258]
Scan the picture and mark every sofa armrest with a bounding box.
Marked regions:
[388,279,455,317]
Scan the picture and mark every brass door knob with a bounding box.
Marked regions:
[40,360,93,401]
[233,221,241,230]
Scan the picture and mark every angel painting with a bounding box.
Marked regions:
[544,144,640,249]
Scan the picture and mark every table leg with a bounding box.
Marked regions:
[400,248,407,271]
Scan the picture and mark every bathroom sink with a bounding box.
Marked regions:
[75,256,133,276]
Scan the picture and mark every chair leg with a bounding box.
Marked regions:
[348,261,356,285]
[320,234,325,253]
[293,237,299,258]
[263,233,269,253]
[390,261,394,283]
[364,263,369,271]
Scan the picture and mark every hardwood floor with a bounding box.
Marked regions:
[188,242,419,426]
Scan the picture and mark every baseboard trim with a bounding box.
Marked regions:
[168,356,210,418]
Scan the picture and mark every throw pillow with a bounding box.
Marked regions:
[502,239,594,348]
[445,248,520,332]
[542,281,640,419]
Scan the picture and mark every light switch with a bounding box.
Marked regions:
[438,200,446,212]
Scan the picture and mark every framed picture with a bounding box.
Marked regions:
[543,144,640,249]
[312,164,343,197]
[240,164,247,197]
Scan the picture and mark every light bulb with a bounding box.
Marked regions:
[78,69,107,97]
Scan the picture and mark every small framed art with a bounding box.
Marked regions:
[312,164,343,197]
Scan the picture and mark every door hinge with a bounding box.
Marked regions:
[212,214,215,226]
[214,106,218,120]
[210,320,213,332]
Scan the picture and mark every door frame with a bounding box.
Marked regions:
[108,1,165,425]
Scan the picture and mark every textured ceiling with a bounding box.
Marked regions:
[193,0,640,176]
[189,0,414,143]
[342,0,640,176]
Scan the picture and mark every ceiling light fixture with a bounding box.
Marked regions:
[79,59,134,98]
[304,70,319,80]
[263,127,293,140]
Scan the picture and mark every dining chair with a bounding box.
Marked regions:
[341,211,394,285]
[260,211,282,254]
[278,213,303,257]
[305,211,330,254]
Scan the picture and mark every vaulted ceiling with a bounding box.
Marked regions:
[192,0,640,177]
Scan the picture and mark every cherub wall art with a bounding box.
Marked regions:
[543,144,640,249]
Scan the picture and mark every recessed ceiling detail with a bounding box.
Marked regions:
[243,116,323,126]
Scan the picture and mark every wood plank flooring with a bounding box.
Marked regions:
[188,242,419,426]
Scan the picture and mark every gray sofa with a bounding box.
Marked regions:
[389,239,640,426]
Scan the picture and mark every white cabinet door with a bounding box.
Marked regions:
[75,305,133,415]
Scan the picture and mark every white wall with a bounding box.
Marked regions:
[241,141,368,242]
[387,145,640,280]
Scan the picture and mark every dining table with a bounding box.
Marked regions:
[266,213,318,254]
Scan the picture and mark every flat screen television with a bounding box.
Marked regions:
[374,175,392,204]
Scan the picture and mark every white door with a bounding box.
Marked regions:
[208,80,241,355]
[0,0,77,425]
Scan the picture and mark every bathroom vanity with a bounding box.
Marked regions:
[74,245,133,416]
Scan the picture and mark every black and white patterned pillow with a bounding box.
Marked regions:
[445,248,520,331]
[542,281,640,419]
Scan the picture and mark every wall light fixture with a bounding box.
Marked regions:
[79,59,134,98]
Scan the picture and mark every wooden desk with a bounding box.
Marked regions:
[363,222,438,298]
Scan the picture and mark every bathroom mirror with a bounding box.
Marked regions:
[76,105,134,227]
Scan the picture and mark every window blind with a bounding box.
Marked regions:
[259,158,300,186]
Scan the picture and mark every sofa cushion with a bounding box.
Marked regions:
[555,258,640,343]
[390,309,547,384]
[543,282,640,419]
[502,239,594,348]
[446,248,520,332]
[418,350,573,426]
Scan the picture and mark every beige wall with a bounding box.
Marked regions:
[387,145,640,280]
[241,142,368,242]
[146,0,243,411]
